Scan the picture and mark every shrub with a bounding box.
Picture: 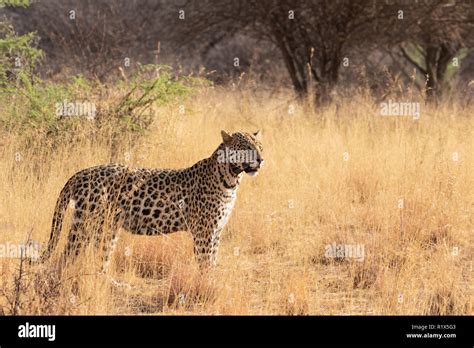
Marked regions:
[0,63,208,155]
[0,17,42,88]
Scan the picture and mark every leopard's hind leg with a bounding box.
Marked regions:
[60,209,91,266]
[95,211,132,289]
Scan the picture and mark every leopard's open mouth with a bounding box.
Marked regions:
[244,166,259,176]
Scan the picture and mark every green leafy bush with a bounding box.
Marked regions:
[0,62,207,155]
[0,18,42,88]
[0,11,209,157]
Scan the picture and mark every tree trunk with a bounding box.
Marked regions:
[425,44,454,100]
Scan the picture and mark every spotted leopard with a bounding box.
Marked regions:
[39,130,263,269]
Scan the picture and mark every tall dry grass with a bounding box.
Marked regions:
[0,87,472,315]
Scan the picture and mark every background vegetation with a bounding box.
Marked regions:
[0,0,472,315]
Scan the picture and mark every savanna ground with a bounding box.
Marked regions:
[0,86,472,315]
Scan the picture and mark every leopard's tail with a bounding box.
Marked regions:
[37,178,75,263]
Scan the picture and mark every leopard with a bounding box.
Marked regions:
[38,130,263,271]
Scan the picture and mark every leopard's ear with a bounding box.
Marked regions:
[221,130,233,144]
[253,130,262,140]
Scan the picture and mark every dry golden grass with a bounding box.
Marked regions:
[0,87,472,315]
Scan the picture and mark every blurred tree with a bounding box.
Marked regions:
[2,0,473,103]
[5,0,170,80]
[169,0,474,103]
[393,1,474,100]
[166,0,405,105]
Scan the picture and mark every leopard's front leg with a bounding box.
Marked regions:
[192,227,222,268]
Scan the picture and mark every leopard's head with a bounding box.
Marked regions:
[219,130,264,176]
